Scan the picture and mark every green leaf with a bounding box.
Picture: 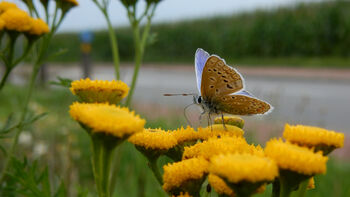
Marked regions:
[50,77,73,88]
[47,48,68,61]
[0,113,15,134]
[22,112,48,127]
[2,157,66,197]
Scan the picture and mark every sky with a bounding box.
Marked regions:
[13,0,322,32]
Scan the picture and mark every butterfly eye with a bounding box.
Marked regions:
[197,96,202,103]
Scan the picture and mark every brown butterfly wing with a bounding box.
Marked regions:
[215,94,271,115]
[201,56,244,100]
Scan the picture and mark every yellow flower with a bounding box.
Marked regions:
[208,174,235,197]
[64,0,79,6]
[69,102,145,138]
[70,78,129,105]
[214,115,245,129]
[170,126,199,144]
[1,9,32,32]
[0,1,18,14]
[27,18,49,36]
[198,124,244,140]
[163,157,209,193]
[0,18,4,30]
[308,177,315,189]
[283,124,344,153]
[182,136,264,160]
[264,138,328,176]
[129,128,177,150]
[57,0,79,12]
[209,154,278,183]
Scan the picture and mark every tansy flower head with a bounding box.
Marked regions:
[70,78,129,105]
[209,154,278,184]
[265,138,328,176]
[27,18,49,36]
[163,157,209,196]
[0,18,4,30]
[1,9,32,32]
[283,124,344,155]
[129,128,177,159]
[164,126,199,162]
[209,154,277,197]
[208,174,235,197]
[170,126,199,144]
[69,102,145,139]
[182,136,264,160]
[0,1,18,14]
[214,116,245,129]
[208,174,265,197]
[198,124,244,140]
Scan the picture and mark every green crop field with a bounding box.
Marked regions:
[48,1,350,67]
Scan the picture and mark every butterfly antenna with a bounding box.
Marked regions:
[163,93,196,96]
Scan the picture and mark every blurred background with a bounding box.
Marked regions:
[1,0,349,196]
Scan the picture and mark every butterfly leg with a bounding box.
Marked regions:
[221,113,227,130]
[198,111,206,127]
[208,112,213,131]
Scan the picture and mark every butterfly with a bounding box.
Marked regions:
[192,48,273,124]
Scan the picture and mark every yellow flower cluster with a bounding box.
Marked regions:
[265,138,328,176]
[197,124,244,140]
[1,8,31,32]
[182,136,264,160]
[209,154,278,183]
[0,1,17,14]
[163,157,209,192]
[0,18,4,30]
[28,18,50,35]
[70,78,129,104]
[214,115,245,128]
[69,102,145,138]
[283,124,344,149]
[0,1,49,36]
[129,128,177,150]
[170,126,199,144]
[208,174,235,196]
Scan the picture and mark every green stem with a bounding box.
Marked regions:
[148,157,163,185]
[109,145,123,194]
[0,37,34,90]
[13,40,34,66]
[0,67,12,90]
[125,21,142,107]
[125,5,156,107]
[92,138,113,197]
[92,0,121,80]
[90,134,121,197]
[272,179,280,197]
[295,179,309,197]
[0,61,39,183]
[279,176,293,197]
[104,12,121,80]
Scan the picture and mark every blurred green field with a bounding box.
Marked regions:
[0,85,349,196]
[48,1,350,68]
